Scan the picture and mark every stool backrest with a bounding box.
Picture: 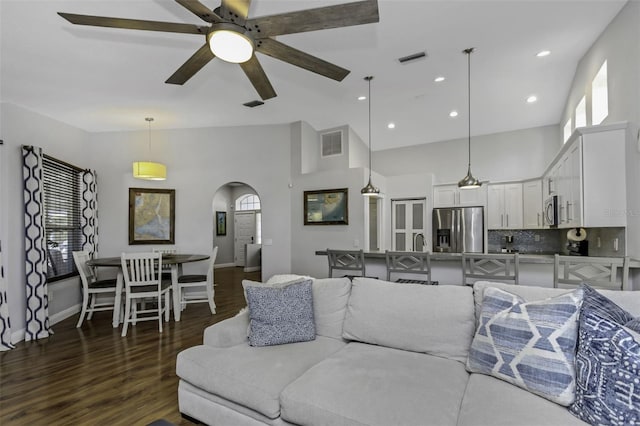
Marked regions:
[554,254,629,290]
[462,253,519,286]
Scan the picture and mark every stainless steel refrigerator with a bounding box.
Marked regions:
[432,207,484,253]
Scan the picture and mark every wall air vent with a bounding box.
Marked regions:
[243,100,264,108]
[398,51,427,64]
[321,131,343,157]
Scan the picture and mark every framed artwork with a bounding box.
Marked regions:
[304,188,349,225]
[216,211,227,236]
[128,188,175,245]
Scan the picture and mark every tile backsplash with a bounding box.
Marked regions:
[488,227,626,256]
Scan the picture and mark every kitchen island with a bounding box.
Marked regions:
[315,250,640,288]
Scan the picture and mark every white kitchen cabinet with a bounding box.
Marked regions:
[523,179,543,229]
[487,183,523,229]
[433,184,486,207]
[542,123,627,229]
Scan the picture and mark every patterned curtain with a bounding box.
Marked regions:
[1,140,14,350]
[22,145,51,341]
[81,170,99,257]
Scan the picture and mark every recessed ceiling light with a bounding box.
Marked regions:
[358,96,367,101]
[536,50,551,57]
[527,95,538,103]
[449,110,458,117]
[434,76,445,82]
[387,123,396,129]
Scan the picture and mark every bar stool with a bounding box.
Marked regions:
[554,254,629,290]
[385,251,437,285]
[327,249,367,280]
[462,253,520,286]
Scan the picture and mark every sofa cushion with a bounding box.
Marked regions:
[569,286,640,424]
[458,373,587,426]
[342,278,475,363]
[245,280,315,346]
[467,286,583,406]
[244,276,351,340]
[176,337,345,420]
[280,342,469,426]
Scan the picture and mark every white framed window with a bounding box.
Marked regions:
[592,60,608,125]
[575,96,586,128]
[236,194,261,211]
[563,118,573,144]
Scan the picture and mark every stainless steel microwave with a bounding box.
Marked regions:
[544,195,558,227]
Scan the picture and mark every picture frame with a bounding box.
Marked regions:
[216,211,227,236]
[128,187,175,245]
[304,188,349,225]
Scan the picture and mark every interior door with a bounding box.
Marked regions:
[234,211,256,267]
[391,198,426,251]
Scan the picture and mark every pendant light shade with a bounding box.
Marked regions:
[133,117,167,181]
[361,75,380,197]
[458,48,482,189]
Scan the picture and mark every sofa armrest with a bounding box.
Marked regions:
[203,309,249,347]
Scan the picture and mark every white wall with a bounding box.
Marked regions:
[373,125,560,182]
[0,103,90,339]
[561,0,640,130]
[88,124,293,279]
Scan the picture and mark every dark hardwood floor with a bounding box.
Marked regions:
[0,267,259,426]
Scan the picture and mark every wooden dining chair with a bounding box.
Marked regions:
[176,247,218,315]
[120,252,171,337]
[153,247,177,281]
[554,254,630,290]
[461,253,520,286]
[72,250,118,328]
[385,251,436,284]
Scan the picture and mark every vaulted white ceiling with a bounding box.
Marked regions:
[0,0,627,150]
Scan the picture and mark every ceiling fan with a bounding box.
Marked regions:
[58,0,379,100]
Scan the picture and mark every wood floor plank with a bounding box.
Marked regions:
[0,267,259,425]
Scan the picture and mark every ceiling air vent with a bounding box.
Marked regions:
[243,100,264,108]
[398,51,427,64]
[321,131,343,157]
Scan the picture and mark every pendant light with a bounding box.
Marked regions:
[458,48,482,189]
[361,75,380,197]
[133,117,167,181]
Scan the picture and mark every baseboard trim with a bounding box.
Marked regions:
[243,266,261,272]
[214,263,236,269]
[9,303,81,346]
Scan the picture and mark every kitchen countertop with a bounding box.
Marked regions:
[316,250,640,267]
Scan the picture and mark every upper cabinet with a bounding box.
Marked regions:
[487,183,523,229]
[433,184,486,207]
[523,179,543,229]
[543,124,627,228]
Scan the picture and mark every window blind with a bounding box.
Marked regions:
[43,156,83,281]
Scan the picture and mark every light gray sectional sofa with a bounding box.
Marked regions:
[176,277,640,426]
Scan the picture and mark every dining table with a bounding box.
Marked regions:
[88,253,210,327]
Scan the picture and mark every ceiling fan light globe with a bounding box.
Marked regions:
[208,30,254,63]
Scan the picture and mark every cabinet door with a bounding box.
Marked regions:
[458,186,485,206]
[566,141,582,227]
[433,185,457,207]
[504,183,523,229]
[487,185,505,229]
[523,180,543,229]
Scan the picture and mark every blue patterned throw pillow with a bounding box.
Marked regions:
[245,280,315,347]
[467,286,583,405]
[569,284,640,424]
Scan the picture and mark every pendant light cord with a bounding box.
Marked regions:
[466,49,472,168]
[146,117,154,158]
[366,76,373,178]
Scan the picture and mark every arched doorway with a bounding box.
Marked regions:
[212,182,262,273]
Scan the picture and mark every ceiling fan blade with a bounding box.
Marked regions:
[257,38,349,82]
[165,44,215,85]
[175,0,223,23]
[246,0,379,38]
[220,0,252,24]
[58,12,207,35]
[239,55,276,100]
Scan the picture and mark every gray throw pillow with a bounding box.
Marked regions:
[245,279,315,347]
